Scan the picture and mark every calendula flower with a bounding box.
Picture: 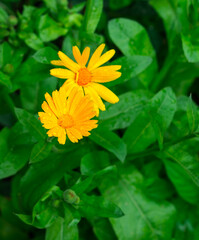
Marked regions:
[50,44,121,115]
[38,87,98,144]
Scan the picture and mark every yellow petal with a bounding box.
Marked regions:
[72,46,82,65]
[92,65,121,73]
[38,112,57,124]
[41,101,57,118]
[58,128,66,144]
[81,47,90,66]
[43,122,57,129]
[66,129,78,143]
[92,71,121,83]
[45,92,59,117]
[51,60,65,66]
[84,85,105,111]
[70,127,83,140]
[58,51,80,73]
[66,85,83,113]
[68,88,84,116]
[50,68,75,79]
[47,126,62,137]
[52,90,63,117]
[91,82,119,104]
[89,49,115,71]
[87,44,105,70]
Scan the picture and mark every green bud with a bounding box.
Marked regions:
[63,189,80,205]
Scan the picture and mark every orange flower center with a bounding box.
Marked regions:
[76,68,92,86]
[57,114,74,129]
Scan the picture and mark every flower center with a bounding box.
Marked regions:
[76,68,92,86]
[57,114,74,129]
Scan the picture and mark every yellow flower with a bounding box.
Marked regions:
[38,87,98,144]
[50,44,121,115]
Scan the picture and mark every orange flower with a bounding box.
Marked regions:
[50,44,121,115]
[38,87,98,144]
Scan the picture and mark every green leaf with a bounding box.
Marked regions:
[33,47,58,64]
[105,56,153,87]
[17,186,64,228]
[123,110,156,154]
[13,146,90,212]
[150,0,180,51]
[0,42,13,68]
[0,71,12,89]
[38,14,68,42]
[186,96,199,133]
[20,76,57,113]
[89,127,127,162]
[72,166,117,195]
[0,7,9,26]
[0,127,32,180]
[23,33,44,50]
[45,207,79,240]
[123,88,177,153]
[108,18,156,58]
[99,165,176,240]
[81,151,110,176]
[159,141,199,204]
[13,57,49,84]
[91,218,117,240]
[30,139,53,164]
[108,18,157,87]
[79,194,124,218]
[99,90,151,130]
[181,31,199,63]
[164,159,199,205]
[14,108,46,141]
[82,0,103,34]
[148,87,177,149]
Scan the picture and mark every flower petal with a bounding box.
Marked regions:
[66,129,78,143]
[72,46,82,66]
[92,70,121,83]
[87,44,105,70]
[41,101,57,118]
[50,68,75,79]
[91,82,119,104]
[58,128,66,144]
[84,85,106,111]
[81,47,90,66]
[92,65,121,73]
[47,126,62,137]
[58,51,80,72]
[45,93,59,117]
[52,90,63,117]
[51,60,65,66]
[89,49,115,71]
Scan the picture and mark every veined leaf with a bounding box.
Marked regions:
[99,165,176,240]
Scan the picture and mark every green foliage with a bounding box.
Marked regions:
[1,0,199,240]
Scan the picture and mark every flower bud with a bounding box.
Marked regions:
[63,189,80,205]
